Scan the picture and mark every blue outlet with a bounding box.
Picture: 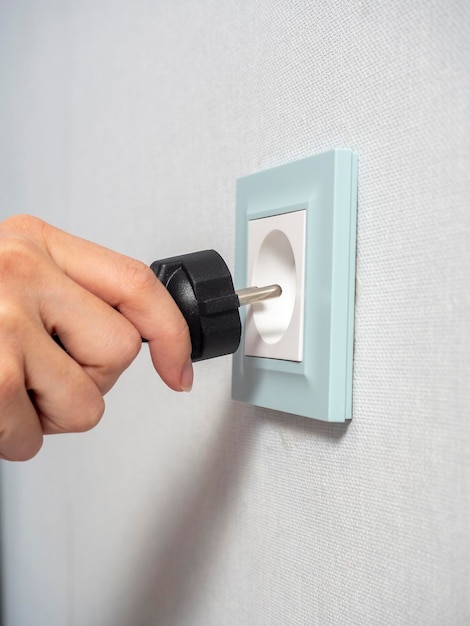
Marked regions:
[231,149,358,422]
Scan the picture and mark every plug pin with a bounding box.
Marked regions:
[236,284,282,307]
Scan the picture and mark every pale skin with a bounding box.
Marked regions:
[0,215,193,462]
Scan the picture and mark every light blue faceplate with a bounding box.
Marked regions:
[231,149,358,422]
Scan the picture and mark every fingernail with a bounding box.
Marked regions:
[180,359,193,392]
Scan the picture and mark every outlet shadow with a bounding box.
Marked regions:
[113,405,257,626]
[236,365,351,442]
[112,389,350,625]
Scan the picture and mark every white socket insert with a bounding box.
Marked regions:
[245,210,306,361]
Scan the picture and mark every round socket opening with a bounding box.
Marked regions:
[251,228,296,344]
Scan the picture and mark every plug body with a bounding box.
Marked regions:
[150,250,241,362]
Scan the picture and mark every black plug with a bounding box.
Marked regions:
[150,250,281,362]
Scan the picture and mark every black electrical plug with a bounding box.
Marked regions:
[150,250,281,362]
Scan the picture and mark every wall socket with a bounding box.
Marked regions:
[245,209,306,362]
[232,149,358,422]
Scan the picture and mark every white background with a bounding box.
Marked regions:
[1,1,469,624]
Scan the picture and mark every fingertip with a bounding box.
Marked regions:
[148,335,193,393]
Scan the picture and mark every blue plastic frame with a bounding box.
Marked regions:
[231,149,358,422]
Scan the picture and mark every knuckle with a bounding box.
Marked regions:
[69,395,105,433]
[172,317,191,348]
[93,321,141,378]
[121,258,157,296]
[118,325,142,368]
[0,301,29,336]
[161,313,191,349]
[25,434,44,459]
[7,436,43,462]
[0,214,44,234]
[0,231,42,284]
[0,415,43,463]
[0,358,24,402]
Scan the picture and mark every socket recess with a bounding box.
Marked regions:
[232,149,358,422]
[245,209,306,361]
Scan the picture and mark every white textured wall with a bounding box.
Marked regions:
[1,1,469,625]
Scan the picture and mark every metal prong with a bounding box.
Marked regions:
[236,284,282,307]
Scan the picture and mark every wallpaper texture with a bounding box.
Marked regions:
[1,1,469,625]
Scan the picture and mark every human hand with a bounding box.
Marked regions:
[0,215,193,461]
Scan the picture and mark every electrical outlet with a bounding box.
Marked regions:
[245,209,306,361]
[232,149,358,422]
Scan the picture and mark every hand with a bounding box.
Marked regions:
[0,215,193,461]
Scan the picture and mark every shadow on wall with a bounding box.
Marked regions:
[113,405,258,626]
[112,402,349,626]
[260,404,350,445]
